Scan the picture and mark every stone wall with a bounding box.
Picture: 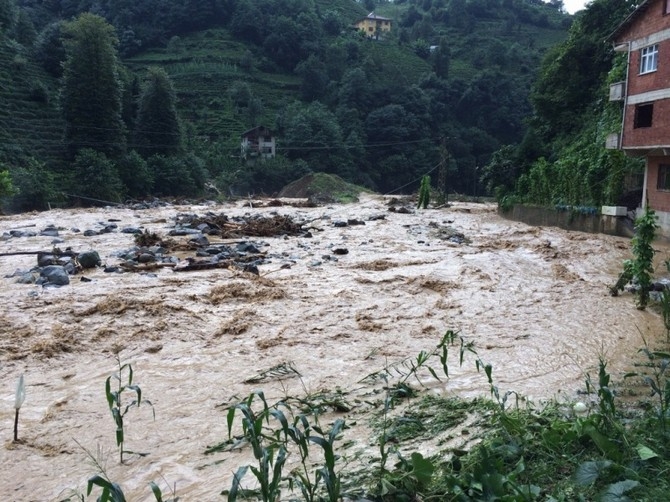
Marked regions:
[501,205,635,239]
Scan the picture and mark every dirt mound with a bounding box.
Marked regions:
[278,172,366,203]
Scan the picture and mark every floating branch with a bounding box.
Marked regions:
[243,362,301,384]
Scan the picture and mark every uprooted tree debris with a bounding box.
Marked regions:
[172,213,307,238]
[119,212,309,274]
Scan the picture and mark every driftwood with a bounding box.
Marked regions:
[119,262,177,272]
[174,260,235,272]
[0,250,77,257]
[119,259,237,273]
[173,254,265,272]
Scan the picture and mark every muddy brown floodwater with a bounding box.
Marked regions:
[0,194,666,501]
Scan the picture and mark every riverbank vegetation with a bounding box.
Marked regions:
[75,329,670,501]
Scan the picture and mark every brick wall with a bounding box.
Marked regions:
[617,0,670,148]
[626,40,670,96]
[618,0,670,42]
[646,156,670,212]
[622,98,670,147]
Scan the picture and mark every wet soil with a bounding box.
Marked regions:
[0,194,665,501]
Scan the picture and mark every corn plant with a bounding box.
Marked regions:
[660,287,670,341]
[631,207,658,309]
[579,359,625,462]
[310,418,344,501]
[65,441,178,502]
[417,175,431,209]
[149,479,180,502]
[585,357,617,431]
[359,330,462,395]
[87,475,127,502]
[225,391,286,501]
[610,207,658,309]
[626,343,670,435]
[82,477,178,502]
[223,391,345,502]
[376,376,434,500]
[105,354,154,464]
[13,373,25,442]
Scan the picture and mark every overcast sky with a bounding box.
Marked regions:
[563,0,589,14]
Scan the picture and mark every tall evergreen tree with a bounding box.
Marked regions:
[61,13,125,159]
[134,66,182,158]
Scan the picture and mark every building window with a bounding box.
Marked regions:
[640,44,658,74]
[634,103,653,128]
[665,0,670,14]
[657,165,670,190]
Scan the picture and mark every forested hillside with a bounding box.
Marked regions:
[0,0,571,209]
[481,0,644,210]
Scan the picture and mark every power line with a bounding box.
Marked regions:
[0,136,435,152]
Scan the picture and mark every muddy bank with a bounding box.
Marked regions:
[0,194,664,500]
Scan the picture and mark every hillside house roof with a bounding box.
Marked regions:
[356,12,392,23]
[609,0,653,42]
[241,126,273,138]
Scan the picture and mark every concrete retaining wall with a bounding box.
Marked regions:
[501,205,635,239]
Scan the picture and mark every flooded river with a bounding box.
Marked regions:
[0,194,665,500]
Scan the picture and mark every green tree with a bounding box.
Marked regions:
[0,0,18,34]
[34,21,66,77]
[279,101,348,175]
[337,67,371,113]
[480,145,519,200]
[134,66,183,158]
[72,148,124,203]
[61,13,126,159]
[116,150,153,198]
[0,162,15,201]
[530,0,635,142]
[296,55,329,102]
[432,37,450,79]
[149,153,206,196]
[12,10,36,46]
[6,158,56,211]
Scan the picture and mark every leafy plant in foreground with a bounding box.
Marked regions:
[86,475,128,502]
[626,340,670,436]
[660,287,670,341]
[84,476,178,502]
[443,446,540,501]
[223,391,345,502]
[610,206,658,309]
[585,357,617,432]
[105,354,154,464]
[61,440,178,501]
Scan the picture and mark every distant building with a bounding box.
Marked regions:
[241,126,275,162]
[608,0,670,236]
[354,12,392,39]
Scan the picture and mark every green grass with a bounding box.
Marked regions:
[278,172,369,203]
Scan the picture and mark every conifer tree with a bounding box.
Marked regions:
[61,13,126,159]
[134,66,183,158]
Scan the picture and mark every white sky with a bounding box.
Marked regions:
[562,0,589,14]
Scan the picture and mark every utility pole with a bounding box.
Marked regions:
[438,138,449,204]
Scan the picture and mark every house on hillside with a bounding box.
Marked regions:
[241,126,275,162]
[608,0,670,236]
[354,12,392,39]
